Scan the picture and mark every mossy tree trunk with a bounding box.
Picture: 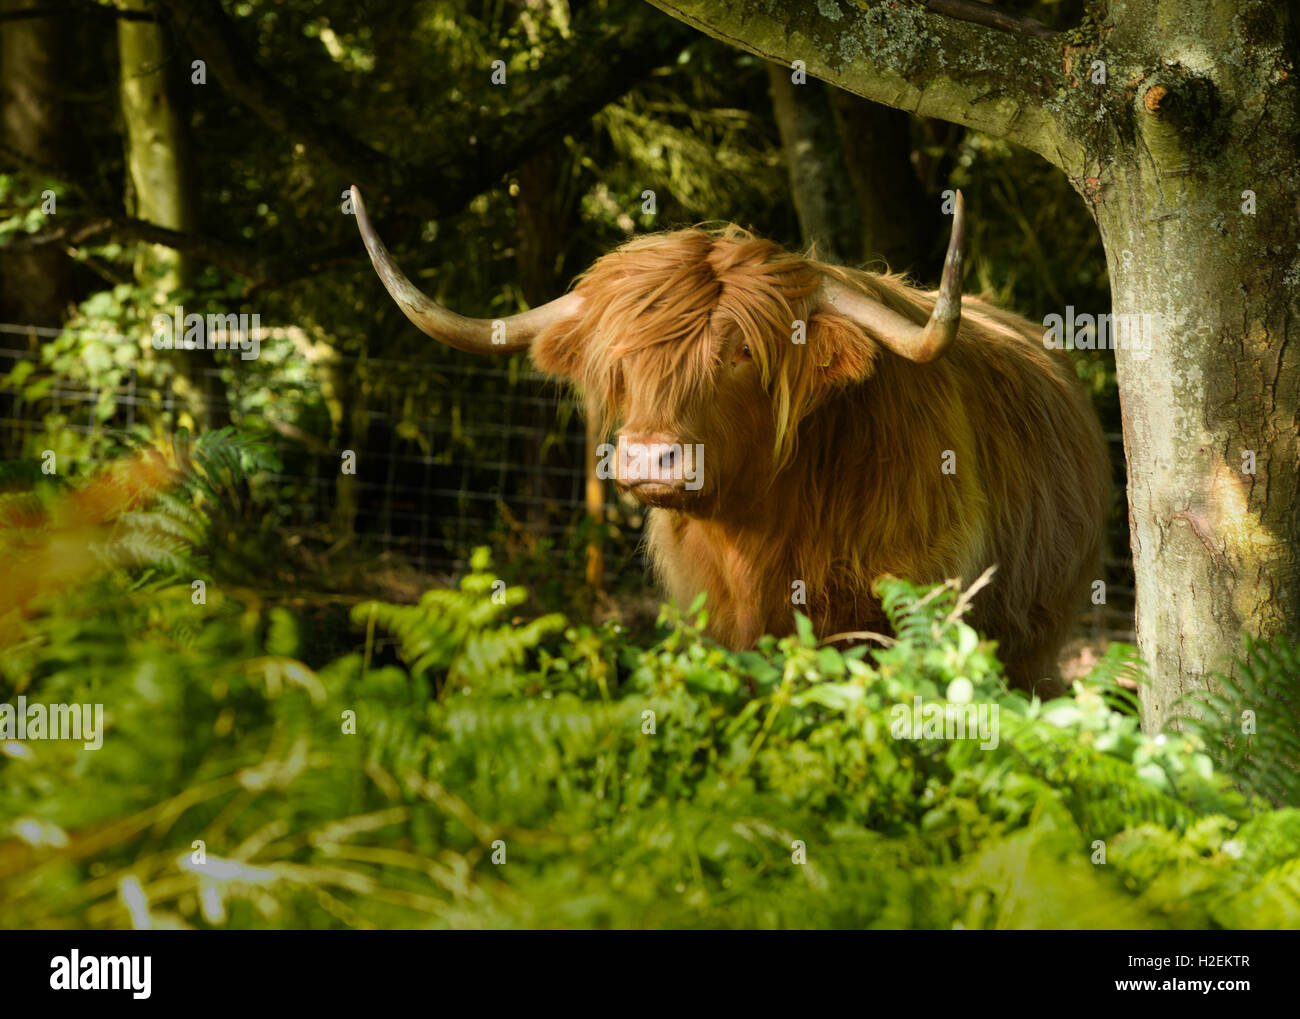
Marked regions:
[645,0,1300,730]
[118,0,228,430]
[1088,4,1300,727]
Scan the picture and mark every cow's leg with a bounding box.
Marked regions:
[1001,642,1068,699]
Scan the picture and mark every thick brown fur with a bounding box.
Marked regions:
[532,226,1111,695]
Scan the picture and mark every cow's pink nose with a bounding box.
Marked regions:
[614,432,687,486]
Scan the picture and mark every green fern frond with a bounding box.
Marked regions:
[1173,636,1300,805]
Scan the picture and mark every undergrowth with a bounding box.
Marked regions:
[1,431,1298,929]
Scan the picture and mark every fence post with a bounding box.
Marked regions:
[584,416,604,593]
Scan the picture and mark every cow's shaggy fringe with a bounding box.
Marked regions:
[533,226,1111,693]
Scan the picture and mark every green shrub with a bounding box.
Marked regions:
[1,436,1297,929]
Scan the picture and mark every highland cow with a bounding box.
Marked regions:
[351,186,1110,695]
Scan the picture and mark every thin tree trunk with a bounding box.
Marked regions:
[515,141,598,590]
[317,353,365,545]
[118,0,227,429]
[767,59,939,274]
[766,64,860,264]
[828,90,936,274]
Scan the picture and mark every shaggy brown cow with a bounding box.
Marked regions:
[350,186,1110,694]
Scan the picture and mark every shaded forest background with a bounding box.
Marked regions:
[1,0,1123,645]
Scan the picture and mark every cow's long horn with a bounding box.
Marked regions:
[351,185,583,354]
[818,189,965,364]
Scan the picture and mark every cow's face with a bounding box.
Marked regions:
[351,188,964,511]
[531,229,879,513]
[352,186,966,515]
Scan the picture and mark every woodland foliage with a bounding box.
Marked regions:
[1,431,1297,930]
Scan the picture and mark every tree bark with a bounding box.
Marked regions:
[766,63,861,263]
[0,0,73,326]
[766,61,937,273]
[118,0,227,429]
[828,89,935,274]
[118,0,195,294]
[1086,2,1300,728]
[644,0,1300,730]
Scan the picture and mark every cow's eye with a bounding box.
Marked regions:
[739,344,752,360]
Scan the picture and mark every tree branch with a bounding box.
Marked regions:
[3,2,689,289]
[158,0,690,216]
[0,215,355,291]
[419,7,691,213]
[925,0,1057,41]
[643,0,1080,172]
[156,0,398,195]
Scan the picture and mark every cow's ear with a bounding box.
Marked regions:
[810,314,878,387]
[531,323,584,379]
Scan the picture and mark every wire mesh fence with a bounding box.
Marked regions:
[0,323,1136,644]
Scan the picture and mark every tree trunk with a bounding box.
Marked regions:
[644,0,1300,729]
[320,354,365,546]
[1083,5,1300,728]
[766,63,861,263]
[827,89,935,274]
[119,0,227,429]
[0,0,73,326]
[514,141,603,589]
[766,63,938,274]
